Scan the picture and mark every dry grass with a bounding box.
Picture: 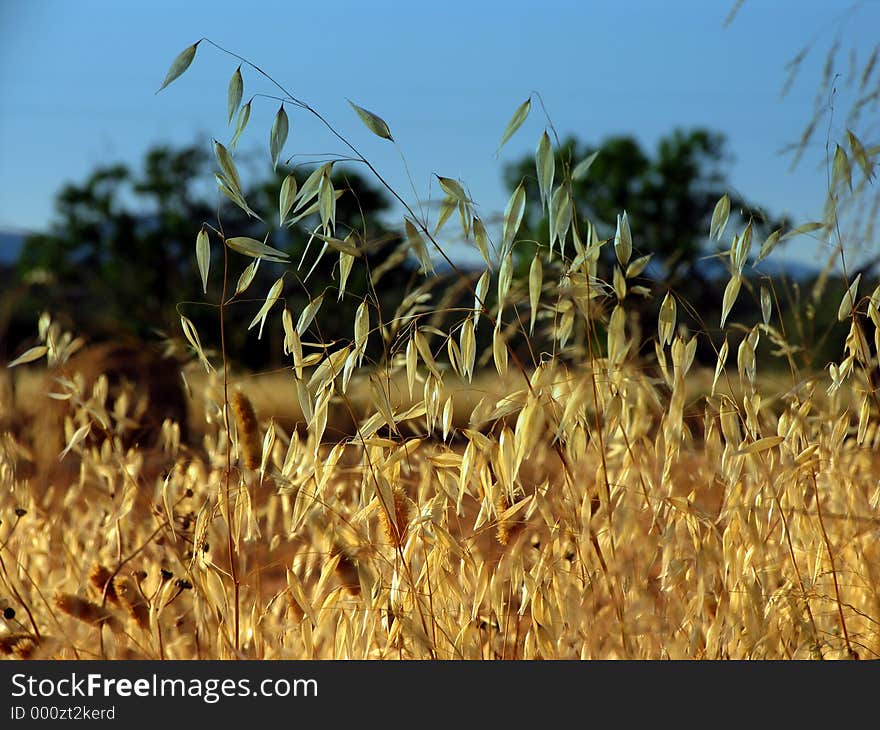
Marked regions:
[3,336,880,659]
[2,39,878,660]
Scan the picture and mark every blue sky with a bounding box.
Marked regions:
[1,0,877,267]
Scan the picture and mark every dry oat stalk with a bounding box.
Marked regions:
[0,632,39,658]
[380,487,410,548]
[88,563,120,606]
[231,391,261,470]
[115,577,151,632]
[54,593,122,633]
[496,493,512,546]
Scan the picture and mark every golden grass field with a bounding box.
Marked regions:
[2,326,880,660]
[3,31,876,662]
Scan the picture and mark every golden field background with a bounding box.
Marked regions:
[2,19,879,662]
[2,340,880,660]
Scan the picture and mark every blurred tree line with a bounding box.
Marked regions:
[7,145,414,371]
[502,128,863,372]
[5,130,863,374]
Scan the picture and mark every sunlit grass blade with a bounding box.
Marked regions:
[157,41,198,93]
[496,97,531,155]
[349,100,394,141]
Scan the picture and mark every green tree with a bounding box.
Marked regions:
[16,144,410,370]
[501,128,788,357]
[504,128,783,286]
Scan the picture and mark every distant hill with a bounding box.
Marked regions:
[1,224,821,280]
[0,229,27,263]
[750,256,821,281]
[697,255,819,281]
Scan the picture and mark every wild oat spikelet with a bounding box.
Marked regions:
[496,493,512,546]
[231,391,261,470]
[0,632,39,658]
[88,564,120,606]
[115,577,150,632]
[380,487,410,548]
[331,547,361,595]
[54,593,122,633]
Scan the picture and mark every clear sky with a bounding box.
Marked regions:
[1,0,877,267]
